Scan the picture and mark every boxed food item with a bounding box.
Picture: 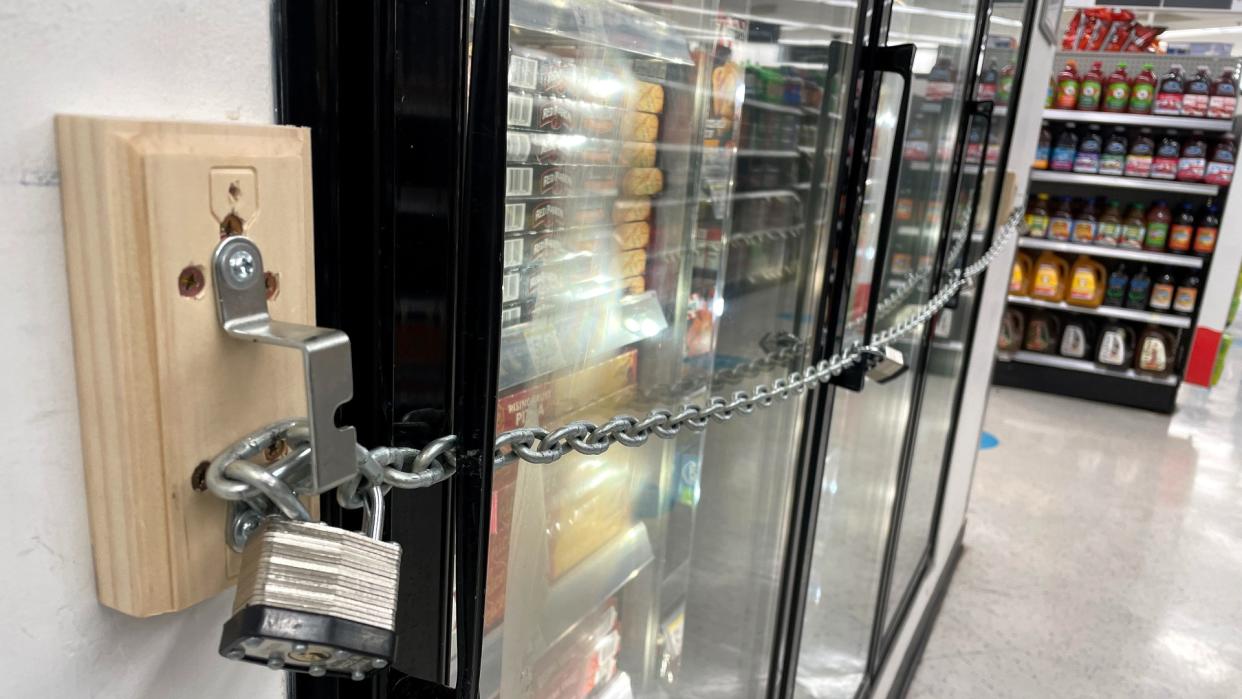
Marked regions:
[507,92,625,139]
[483,462,519,631]
[530,602,621,699]
[547,349,637,420]
[544,447,634,579]
[619,141,657,168]
[622,275,646,296]
[506,164,620,198]
[507,131,621,166]
[505,198,610,233]
[614,221,651,250]
[621,168,664,196]
[612,197,651,224]
[625,80,665,114]
[620,112,660,142]
[617,248,648,278]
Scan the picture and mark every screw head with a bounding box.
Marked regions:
[226,249,256,284]
[308,665,327,678]
[226,648,246,661]
[267,656,285,670]
[352,671,367,682]
[371,658,388,669]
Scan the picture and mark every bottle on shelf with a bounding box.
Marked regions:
[1177,131,1208,182]
[1072,198,1099,242]
[1120,202,1146,249]
[1023,311,1061,354]
[1055,60,1080,110]
[1144,200,1170,251]
[1097,199,1123,246]
[999,308,1026,351]
[1010,252,1033,295]
[1048,196,1074,241]
[1205,133,1235,186]
[1025,193,1051,237]
[1174,274,1200,315]
[1136,326,1174,375]
[1074,125,1102,174]
[1099,127,1127,176]
[1151,131,1181,180]
[999,63,1016,106]
[1126,265,1152,309]
[1194,200,1220,256]
[1051,124,1078,171]
[1046,74,1056,109]
[1208,69,1237,120]
[1067,255,1108,308]
[1096,322,1134,367]
[1155,64,1185,116]
[1034,122,1051,170]
[978,60,999,101]
[1078,61,1104,111]
[1183,66,1211,118]
[1030,250,1069,301]
[1060,317,1094,359]
[1149,271,1176,311]
[1104,264,1129,307]
[1129,63,1157,115]
[1125,128,1154,178]
[1102,62,1131,113]
[1168,202,1196,253]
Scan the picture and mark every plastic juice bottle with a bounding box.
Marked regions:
[1194,201,1220,255]
[1102,62,1131,112]
[1205,133,1236,185]
[1125,128,1154,178]
[1120,202,1146,249]
[1099,127,1128,176]
[1023,312,1061,353]
[1151,131,1181,180]
[1129,63,1157,114]
[1137,326,1173,374]
[1178,131,1208,182]
[1025,193,1051,237]
[1067,255,1108,307]
[1074,125,1103,173]
[1010,252,1033,295]
[1126,266,1152,309]
[1174,274,1200,314]
[999,63,1016,105]
[1097,199,1123,246]
[1183,66,1211,118]
[978,60,998,101]
[1046,74,1055,108]
[1033,122,1052,169]
[1208,69,1238,119]
[1055,61,1080,110]
[1168,202,1196,253]
[1104,264,1129,306]
[1030,251,1069,301]
[1097,323,1133,366]
[1144,200,1171,251]
[1048,196,1074,241]
[1060,319,1092,358]
[1072,198,1099,242]
[1051,124,1078,171]
[1155,64,1185,116]
[1078,61,1104,111]
[1149,272,1176,311]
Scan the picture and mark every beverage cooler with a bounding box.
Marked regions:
[275,0,1034,696]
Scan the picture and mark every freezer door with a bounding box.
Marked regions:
[482,0,865,697]
[790,0,992,696]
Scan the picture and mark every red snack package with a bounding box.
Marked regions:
[1104,21,1133,52]
[1095,10,1134,50]
[1077,8,1112,50]
[1062,9,1084,51]
[1131,25,1165,52]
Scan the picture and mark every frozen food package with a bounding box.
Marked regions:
[614,221,651,250]
[625,80,665,114]
[620,111,660,141]
[612,197,651,223]
[621,167,664,196]
[619,141,657,167]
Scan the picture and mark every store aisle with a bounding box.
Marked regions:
[909,337,1242,698]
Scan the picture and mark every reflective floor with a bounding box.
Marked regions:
[910,331,1242,697]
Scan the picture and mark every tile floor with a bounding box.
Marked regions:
[909,335,1242,697]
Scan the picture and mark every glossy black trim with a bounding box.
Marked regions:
[943,101,994,311]
[866,0,994,675]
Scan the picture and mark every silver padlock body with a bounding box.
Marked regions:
[221,518,401,678]
[867,345,907,384]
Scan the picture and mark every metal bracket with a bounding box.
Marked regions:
[212,236,357,494]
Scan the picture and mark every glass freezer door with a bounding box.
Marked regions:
[485,1,862,697]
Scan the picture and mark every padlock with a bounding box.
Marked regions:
[218,487,400,680]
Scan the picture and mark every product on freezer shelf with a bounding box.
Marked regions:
[1067,255,1107,308]
[620,112,660,142]
[612,197,652,224]
[528,602,622,699]
[1030,251,1069,302]
[998,308,1026,351]
[620,142,657,167]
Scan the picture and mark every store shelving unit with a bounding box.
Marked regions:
[1029,170,1220,196]
[996,51,1237,412]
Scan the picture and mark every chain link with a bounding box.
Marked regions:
[202,208,1020,511]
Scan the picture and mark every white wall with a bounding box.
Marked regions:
[0,2,282,696]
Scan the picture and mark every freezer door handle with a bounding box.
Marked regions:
[943,99,994,311]
[833,43,916,392]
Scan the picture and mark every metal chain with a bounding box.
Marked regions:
[202,208,1020,512]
